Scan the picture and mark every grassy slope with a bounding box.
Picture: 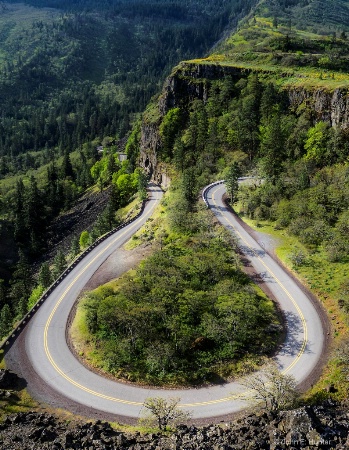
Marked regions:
[187,1,349,90]
[234,201,349,401]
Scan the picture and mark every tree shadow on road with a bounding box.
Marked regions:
[277,310,312,362]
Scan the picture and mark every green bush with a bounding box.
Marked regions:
[82,213,281,385]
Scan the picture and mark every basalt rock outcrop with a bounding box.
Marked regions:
[139,61,349,187]
[288,87,349,128]
[139,63,251,186]
[0,403,349,449]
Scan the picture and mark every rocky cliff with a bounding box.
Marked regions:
[139,63,252,186]
[288,87,349,128]
[2,365,347,449]
[139,62,349,186]
[0,403,348,449]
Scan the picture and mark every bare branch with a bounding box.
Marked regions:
[239,361,298,412]
[140,397,191,430]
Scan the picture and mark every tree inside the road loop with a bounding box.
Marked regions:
[79,185,282,386]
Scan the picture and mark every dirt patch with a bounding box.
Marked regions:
[44,189,111,264]
[81,244,153,293]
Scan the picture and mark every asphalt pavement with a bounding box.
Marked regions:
[6,182,325,420]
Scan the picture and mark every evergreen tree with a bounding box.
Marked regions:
[159,108,183,159]
[9,250,33,312]
[225,163,241,203]
[236,74,262,161]
[61,150,74,180]
[182,167,197,208]
[25,175,46,254]
[260,83,280,123]
[173,138,186,172]
[70,235,81,258]
[137,169,148,200]
[38,262,52,289]
[13,179,26,245]
[0,279,6,309]
[0,304,13,338]
[106,154,118,182]
[16,296,28,318]
[259,107,290,183]
[45,162,61,216]
[52,250,67,279]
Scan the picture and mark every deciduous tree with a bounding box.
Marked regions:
[140,397,191,430]
[240,361,298,412]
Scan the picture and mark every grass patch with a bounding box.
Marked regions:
[186,57,349,90]
[116,194,144,223]
[124,194,166,250]
[186,10,349,92]
[0,350,5,369]
[0,388,39,421]
[234,208,349,400]
[70,299,108,371]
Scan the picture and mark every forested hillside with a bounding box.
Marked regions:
[0,0,255,176]
[0,0,260,339]
[0,0,256,256]
[2,0,349,400]
[119,0,349,396]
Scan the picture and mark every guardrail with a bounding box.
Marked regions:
[202,180,225,207]
[0,198,148,352]
[201,177,257,208]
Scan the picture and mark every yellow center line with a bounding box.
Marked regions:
[211,186,307,376]
[180,185,308,408]
[44,193,160,407]
[43,185,307,411]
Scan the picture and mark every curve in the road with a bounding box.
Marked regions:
[6,182,326,420]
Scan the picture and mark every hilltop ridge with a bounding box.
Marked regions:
[185,0,349,90]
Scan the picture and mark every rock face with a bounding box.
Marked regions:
[288,87,349,128]
[139,63,250,187]
[139,61,349,187]
[158,63,248,116]
[0,404,349,449]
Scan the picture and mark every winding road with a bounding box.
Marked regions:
[5,182,327,421]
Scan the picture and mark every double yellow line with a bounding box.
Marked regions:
[211,187,308,375]
[44,195,161,407]
[42,185,307,410]
[181,186,308,408]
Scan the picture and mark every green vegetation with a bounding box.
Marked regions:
[77,180,281,386]
[188,0,349,89]
[3,0,349,403]
[0,0,258,342]
[130,0,349,390]
[0,0,254,183]
[0,160,146,342]
[78,24,349,384]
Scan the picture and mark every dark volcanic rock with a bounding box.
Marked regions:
[0,405,349,449]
